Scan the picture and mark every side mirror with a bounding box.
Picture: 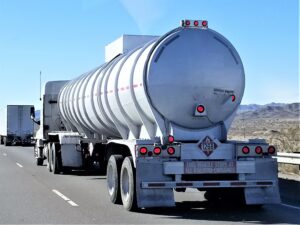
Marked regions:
[30,106,40,125]
[30,106,35,119]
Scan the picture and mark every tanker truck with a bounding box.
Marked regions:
[31,19,280,211]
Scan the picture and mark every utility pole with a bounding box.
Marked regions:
[39,71,42,101]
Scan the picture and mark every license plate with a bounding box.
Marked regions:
[184,161,236,174]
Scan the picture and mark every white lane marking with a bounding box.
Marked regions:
[3,153,7,156]
[16,163,23,168]
[68,200,79,207]
[52,189,79,207]
[281,203,300,210]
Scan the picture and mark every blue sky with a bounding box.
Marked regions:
[0,0,298,109]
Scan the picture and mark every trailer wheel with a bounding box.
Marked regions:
[46,144,52,172]
[37,158,44,166]
[120,156,137,211]
[106,155,123,204]
[51,143,62,174]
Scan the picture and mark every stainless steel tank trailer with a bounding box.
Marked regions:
[31,19,280,211]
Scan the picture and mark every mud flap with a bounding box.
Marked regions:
[245,186,281,205]
[136,188,174,208]
[244,158,281,205]
[136,158,175,208]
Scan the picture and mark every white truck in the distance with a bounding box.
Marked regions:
[31,19,280,211]
[0,105,34,146]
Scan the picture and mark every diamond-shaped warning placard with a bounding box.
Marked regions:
[199,136,217,156]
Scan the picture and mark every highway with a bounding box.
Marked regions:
[0,145,299,224]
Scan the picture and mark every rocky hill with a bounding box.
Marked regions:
[228,103,300,153]
[237,103,299,119]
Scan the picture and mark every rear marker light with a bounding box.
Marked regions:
[185,20,190,26]
[231,95,236,102]
[153,147,161,155]
[202,20,208,27]
[168,135,174,143]
[257,181,273,186]
[231,181,247,186]
[255,146,263,154]
[242,146,250,154]
[197,105,205,113]
[140,147,147,155]
[167,147,175,155]
[148,183,165,187]
[194,21,199,26]
[203,182,220,186]
[268,146,276,154]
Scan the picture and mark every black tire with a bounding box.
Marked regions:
[37,158,44,166]
[106,155,123,204]
[34,146,44,166]
[4,137,11,146]
[120,156,137,211]
[52,143,62,174]
[205,189,245,205]
[47,144,52,172]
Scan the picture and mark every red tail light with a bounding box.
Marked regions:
[202,20,208,27]
[153,147,161,155]
[140,147,147,155]
[242,146,250,154]
[197,105,205,113]
[194,21,199,26]
[268,146,275,154]
[167,147,175,155]
[168,135,174,143]
[185,20,190,26]
[255,146,263,154]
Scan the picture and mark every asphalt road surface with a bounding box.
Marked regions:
[0,145,299,224]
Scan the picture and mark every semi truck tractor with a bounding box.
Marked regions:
[0,105,34,146]
[31,19,280,210]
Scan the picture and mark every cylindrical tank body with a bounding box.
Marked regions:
[58,26,245,140]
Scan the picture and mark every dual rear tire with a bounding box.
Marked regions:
[46,143,62,174]
[107,155,137,211]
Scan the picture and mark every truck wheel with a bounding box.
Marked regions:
[120,156,137,211]
[4,137,11,146]
[52,143,62,174]
[37,158,44,166]
[46,144,52,172]
[34,146,44,166]
[107,155,123,204]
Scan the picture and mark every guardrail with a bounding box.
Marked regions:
[275,152,300,165]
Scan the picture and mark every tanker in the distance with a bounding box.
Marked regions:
[31,20,280,210]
